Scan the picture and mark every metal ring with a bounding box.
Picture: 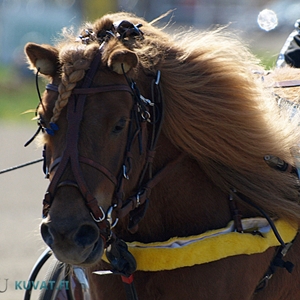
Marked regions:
[106,204,119,228]
[155,70,161,85]
[123,165,130,180]
[136,193,141,208]
[90,206,105,223]
[141,111,151,121]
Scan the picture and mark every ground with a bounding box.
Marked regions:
[0,122,50,299]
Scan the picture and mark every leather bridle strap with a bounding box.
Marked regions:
[46,83,132,95]
[273,80,300,88]
[48,156,119,187]
[43,47,178,240]
[43,48,132,242]
[111,71,168,232]
[111,150,185,235]
[117,153,186,220]
[79,156,118,186]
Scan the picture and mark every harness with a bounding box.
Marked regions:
[99,218,297,272]
[22,24,300,299]
[41,56,298,298]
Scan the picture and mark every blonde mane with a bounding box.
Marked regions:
[50,43,99,123]
[52,12,300,223]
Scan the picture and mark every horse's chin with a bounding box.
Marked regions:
[52,239,105,267]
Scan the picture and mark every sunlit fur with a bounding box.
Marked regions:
[265,67,300,103]
[25,12,300,299]
[44,12,300,224]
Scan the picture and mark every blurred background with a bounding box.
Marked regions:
[1,0,300,121]
[0,0,299,299]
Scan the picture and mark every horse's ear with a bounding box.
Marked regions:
[108,49,138,74]
[24,43,59,77]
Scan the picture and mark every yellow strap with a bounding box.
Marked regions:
[102,218,297,272]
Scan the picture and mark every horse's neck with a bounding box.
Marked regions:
[129,134,233,243]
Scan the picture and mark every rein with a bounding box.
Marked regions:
[0,158,43,175]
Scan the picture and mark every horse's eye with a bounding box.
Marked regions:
[112,118,127,134]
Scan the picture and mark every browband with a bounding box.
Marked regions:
[46,83,133,95]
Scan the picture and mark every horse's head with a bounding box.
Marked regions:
[24,20,161,266]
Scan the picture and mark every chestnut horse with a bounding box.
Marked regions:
[24,12,300,299]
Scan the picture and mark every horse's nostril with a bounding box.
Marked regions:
[41,223,54,247]
[74,224,99,248]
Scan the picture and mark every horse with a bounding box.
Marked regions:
[24,12,300,299]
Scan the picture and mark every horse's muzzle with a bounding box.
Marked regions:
[40,219,104,266]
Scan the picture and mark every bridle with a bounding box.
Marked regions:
[41,42,186,285]
[43,46,159,239]
[32,22,187,299]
